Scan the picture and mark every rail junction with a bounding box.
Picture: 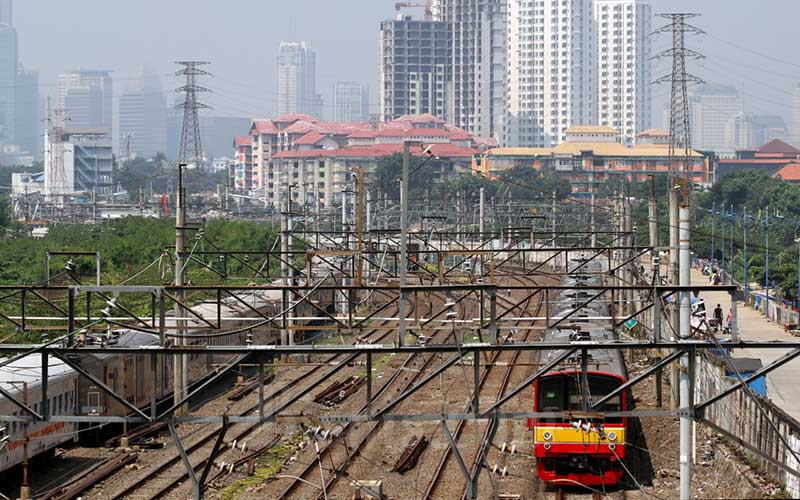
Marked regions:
[0,181,795,500]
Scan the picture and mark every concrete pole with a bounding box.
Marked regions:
[479,187,485,274]
[590,190,597,248]
[669,185,679,409]
[648,180,658,255]
[625,191,634,316]
[649,180,658,337]
[678,204,693,500]
[281,190,289,346]
[174,164,187,416]
[551,191,557,268]
[398,142,412,346]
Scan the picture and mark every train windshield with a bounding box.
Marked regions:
[537,373,624,423]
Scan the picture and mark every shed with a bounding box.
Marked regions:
[725,357,766,397]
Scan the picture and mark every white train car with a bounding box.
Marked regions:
[0,356,78,473]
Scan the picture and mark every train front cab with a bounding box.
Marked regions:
[530,370,627,487]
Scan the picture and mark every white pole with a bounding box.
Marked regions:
[679,203,693,500]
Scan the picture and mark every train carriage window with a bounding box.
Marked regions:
[58,394,63,413]
[589,375,624,423]
[537,377,564,423]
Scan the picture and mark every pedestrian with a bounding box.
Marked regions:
[714,303,723,326]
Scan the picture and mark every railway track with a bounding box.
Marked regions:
[275,289,468,500]
[425,274,545,500]
[103,290,415,500]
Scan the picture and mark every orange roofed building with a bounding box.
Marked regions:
[231,113,495,208]
[472,126,712,196]
[772,163,800,184]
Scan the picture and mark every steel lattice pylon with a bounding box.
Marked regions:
[175,61,211,167]
[652,14,704,179]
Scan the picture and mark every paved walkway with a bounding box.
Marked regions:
[691,268,800,421]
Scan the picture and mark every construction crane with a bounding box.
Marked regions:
[395,2,432,21]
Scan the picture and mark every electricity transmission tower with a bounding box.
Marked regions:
[653,14,704,177]
[175,61,211,168]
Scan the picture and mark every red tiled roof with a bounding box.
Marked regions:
[273,113,319,123]
[251,120,278,134]
[294,131,329,145]
[772,163,800,181]
[347,130,378,139]
[721,159,796,164]
[233,136,252,147]
[270,143,480,160]
[395,113,446,124]
[283,120,320,135]
[473,136,499,148]
[404,128,451,137]
[376,129,406,137]
[757,139,800,155]
[316,122,373,134]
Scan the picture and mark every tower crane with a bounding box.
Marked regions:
[394,2,432,21]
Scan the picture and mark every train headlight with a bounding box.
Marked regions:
[543,431,553,441]
[607,431,617,442]
[543,443,551,450]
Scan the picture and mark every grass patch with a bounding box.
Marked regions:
[356,352,394,379]
[219,433,305,500]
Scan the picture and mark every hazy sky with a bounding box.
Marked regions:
[14,0,800,123]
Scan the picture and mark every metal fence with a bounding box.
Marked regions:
[696,352,800,496]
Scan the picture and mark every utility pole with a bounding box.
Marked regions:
[654,13,703,499]
[174,61,210,416]
[711,201,716,263]
[765,206,770,320]
[590,189,597,248]
[678,194,693,500]
[743,206,748,298]
[648,175,658,254]
[174,162,187,414]
[398,141,417,346]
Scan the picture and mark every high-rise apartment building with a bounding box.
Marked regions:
[506,0,595,147]
[118,67,166,159]
[792,84,800,148]
[0,0,10,26]
[276,42,323,118]
[431,0,507,142]
[15,65,38,158]
[690,84,743,152]
[57,69,113,132]
[334,82,369,122]
[379,16,451,121]
[0,21,16,145]
[594,0,651,146]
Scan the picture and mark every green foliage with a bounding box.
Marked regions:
[691,170,800,299]
[371,153,571,203]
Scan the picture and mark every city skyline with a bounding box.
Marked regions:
[9,1,799,125]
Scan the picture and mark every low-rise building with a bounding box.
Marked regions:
[234,113,495,206]
[43,127,113,199]
[771,163,800,184]
[717,139,800,180]
[475,126,710,195]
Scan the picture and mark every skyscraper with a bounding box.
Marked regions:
[431,0,507,142]
[0,0,10,26]
[690,84,743,152]
[334,82,369,122]
[594,0,652,146]
[379,17,451,122]
[118,67,167,159]
[57,69,113,132]
[276,42,322,118]
[15,64,39,158]
[0,20,16,145]
[792,84,800,148]
[506,0,595,147]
